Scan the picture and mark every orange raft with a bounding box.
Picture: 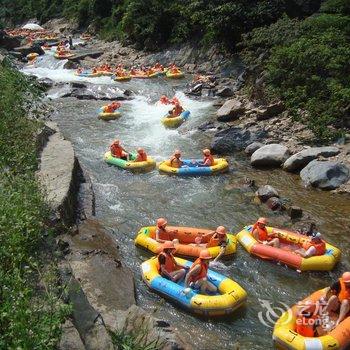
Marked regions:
[273,288,350,350]
[134,226,237,258]
[236,225,340,271]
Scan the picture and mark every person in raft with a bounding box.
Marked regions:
[103,101,121,113]
[252,217,280,247]
[295,300,321,337]
[134,148,148,162]
[295,232,326,258]
[155,218,178,244]
[157,241,186,282]
[185,250,217,294]
[198,226,228,262]
[159,95,170,105]
[169,150,183,168]
[110,139,129,160]
[198,149,215,167]
[168,102,184,118]
[322,271,350,328]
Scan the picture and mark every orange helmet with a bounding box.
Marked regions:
[216,226,227,235]
[137,147,144,154]
[199,250,212,260]
[257,217,267,225]
[157,218,167,227]
[113,139,120,145]
[342,271,350,283]
[203,149,211,156]
[163,241,175,250]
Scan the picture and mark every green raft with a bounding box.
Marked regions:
[104,151,156,172]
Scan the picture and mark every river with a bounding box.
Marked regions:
[23,53,350,350]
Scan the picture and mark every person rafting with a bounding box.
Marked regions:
[295,300,321,337]
[157,241,186,282]
[199,149,215,167]
[103,101,121,113]
[155,218,179,243]
[252,217,280,247]
[295,232,326,258]
[185,250,217,294]
[168,102,184,118]
[110,139,129,160]
[134,148,148,162]
[159,95,171,105]
[169,150,183,168]
[322,271,350,328]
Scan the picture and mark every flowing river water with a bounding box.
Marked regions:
[23,53,350,349]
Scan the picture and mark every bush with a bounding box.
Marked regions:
[0,64,70,349]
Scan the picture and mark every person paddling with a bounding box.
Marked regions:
[110,139,129,160]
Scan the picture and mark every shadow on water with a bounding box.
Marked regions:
[24,55,350,349]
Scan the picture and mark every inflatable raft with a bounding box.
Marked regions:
[236,225,340,271]
[98,111,121,121]
[74,70,102,78]
[114,75,131,82]
[158,158,229,176]
[54,52,75,59]
[135,226,237,258]
[131,72,158,79]
[161,110,190,128]
[166,70,184,79]
[141,256,247,316]
[273,288,350,350]
[104,151,156,171]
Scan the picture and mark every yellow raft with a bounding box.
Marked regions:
[54,52,75,59]
[141,256,247,316]
[98,111,121,121]
[158,158,229,176]
[237,226,341,271]
[104,151,156,171]
[135,226,237,258]
[115,75,131,81]
[273,288,350,350]
[166,70,184,79]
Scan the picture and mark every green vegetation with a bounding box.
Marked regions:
[0,62,70,348]
[240,0,350,140]
[110,329,161,350]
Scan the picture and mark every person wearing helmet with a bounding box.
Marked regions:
[199,149,215,167]
[157,241,186,282]
[103,101,121,113]
[155,218,178,243]
[185,250,217,294]
[169,102,184,118]
[197,226,228,262]
[252,217,280,247]
[322,272,350,327]
[169,150,183,168]
[110,139,129,160]
[295,232,326,258]
[295,300,321,337]
[159,95,170,105]
[134,148,148,162]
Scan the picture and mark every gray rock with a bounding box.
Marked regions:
[256,101,285,121]
[256,185,279,202]
[0,30,21,50]
[198,121,217,131]
[69,49,104,62]
[58,320,85,350]
[300,160,350,190]
[63,60,79,69]
[211,127,268,154]
[38,77,55,89]
[245,142,263,155]
[251,144,289,167]
[283,146,340,172]
[14,43,45,56]
[217,99,245,122]
[216,86,234,97]
[266,196,283,211]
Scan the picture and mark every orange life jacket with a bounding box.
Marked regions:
[339,278,350,302]
[188,258,208,283]
[206,233,226,248]
[157,252,177,273]
[252,223,270,241]
[104,105,115,113]
[110,143,123,158]
[295,314,317,337]
[135,153,147,162]
[170,156,182,168]
[203,155,214,166]
[302,240,326,256]
[173,105,183,117]
[156,227,173,241]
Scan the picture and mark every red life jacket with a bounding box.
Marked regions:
[252,223,270,241]
[188,258,208,283]
[157,252,177,273]
[156,227,173,241]
[339,278,350,302]
[110,143,123,158]
[302,240,326,256]
[135,153,147,162]
[296,314,318,337]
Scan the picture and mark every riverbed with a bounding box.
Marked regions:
[23,53,350,350]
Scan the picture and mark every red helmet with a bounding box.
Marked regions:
[199,250,212,260]
[216,226,227,236]
[137,147,144,154]
[157,218,167,227]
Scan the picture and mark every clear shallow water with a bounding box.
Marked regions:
[25,54,350,349]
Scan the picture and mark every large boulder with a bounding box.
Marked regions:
[251,144,289,167]
[245,142,263,155]
[14,43,45,57]
[216,86,234,97]
[255,101,285,121]
[300,160,350,190]
[0,30,21,50]
[255,185,279,202]
[217,98,245,122]
[283,146,340,172]
[211,127,267,154]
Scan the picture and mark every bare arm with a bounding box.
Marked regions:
[185,265,200,287]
